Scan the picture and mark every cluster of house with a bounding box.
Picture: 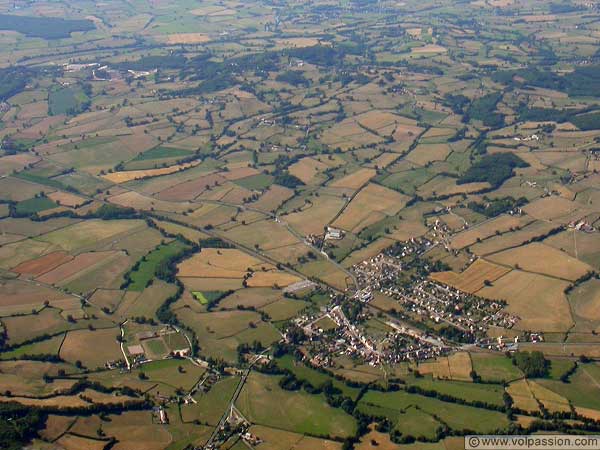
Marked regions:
[569,219,595,233]
[407,280,519,335]
[153,406,169,425]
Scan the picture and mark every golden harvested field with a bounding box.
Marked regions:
[431,259,512,293]
[102,160,201,183]
[447,352,473,381]
[417,176,490,198]
[177,248,269,278]
[506,380,540,413]
[109,191,196,213]
[523,196,581,222]
[469,220,558,256]
[356,110,416,131]
[250,425,342,450]
[576,407,600,421]
[406,143,451,166]
[478,270,573,332]
[330,168,376,190]
[414,357,451,379]
[332,183,409,233]
[411,44,447,54]
[527,381,571,413]
[165,33,211,44]
[36,219,143,252]
[251,185,295,212]
[0,394,90,408]
[60,327,122,369]
[151,219,208,242]
[283,194,346,235]
[181,277,244,292]
[486,243,593,281]
[47,191,87,208]
[544,230,600,269]
[289,157,329,184]
[356,427,400,450]
[223,219,301,251]
[449,215,528,249]
[246,271,301,288]
[0,153,40,177]
[370,152,400,169]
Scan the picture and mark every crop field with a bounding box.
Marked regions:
[2,0,600,447]
[248,425,342,450]
[329,168,376,190]
[431,259,511,293]
[34,219,144,252]
[406,143,451,166]
[449,215,529,250]
[359,389,509,434]
[236,372,357,438]
[177,248,269,278]
[486,242,593,281]
[37,251,120,285]
[60,327,122,369]
[126,240,188,290]
[470,353,523,383]
[544,229,600,269]
[478,270,573,332]
[469,220,558,256]
[288,157,329,184]
[332,183,409,232]
[282,194,346,235]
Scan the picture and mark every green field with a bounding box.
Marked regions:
[536,364,600,411]
[15,196,57,215]
[191,290,225,305]
[182,376,241,425]
[127,240,190,291]
[236,371,357,438]
[380,168,434,194]
[356,402,442,440]
[275,354,361,400]
[470,353,523,383]
[359,388,509,434]
[407,376,505,406]
[48,86,88,115]
[133,146,194,161]
[234,174,274,190]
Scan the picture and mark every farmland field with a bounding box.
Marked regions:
[1,0,600,447]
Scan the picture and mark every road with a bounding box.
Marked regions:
[119,320,131,370]
[203,348,270,449]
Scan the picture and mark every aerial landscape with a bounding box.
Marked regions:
[1,0,600,448]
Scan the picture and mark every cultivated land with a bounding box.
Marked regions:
[1,0,600,448]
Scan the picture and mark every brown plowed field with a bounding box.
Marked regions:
[13,251,73,277]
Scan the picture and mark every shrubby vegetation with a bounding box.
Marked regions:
[458,153,528,188]
[512,351,550,378]
[0,67,33,102]
[0,14,94,39]
[0,403,45,449]
[468,196,528,217]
